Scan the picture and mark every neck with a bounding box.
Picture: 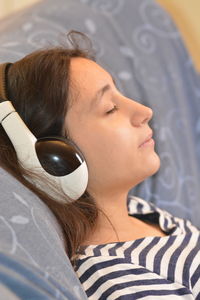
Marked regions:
[82,191,141,246]
[92,191,133,231]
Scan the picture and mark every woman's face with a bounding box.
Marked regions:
[64,58,160,198]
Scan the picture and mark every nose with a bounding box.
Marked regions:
[130,101,153,127]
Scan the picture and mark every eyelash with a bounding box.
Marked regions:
[106,105,119,114]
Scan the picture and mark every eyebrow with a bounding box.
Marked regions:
[90,77,116,110]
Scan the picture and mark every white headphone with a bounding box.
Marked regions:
[0,63,88,203]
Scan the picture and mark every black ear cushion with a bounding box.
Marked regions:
[35,137,84,176]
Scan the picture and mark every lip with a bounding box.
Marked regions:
[139,131,153,148]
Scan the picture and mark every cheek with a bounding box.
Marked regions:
[80,126,139,170]
[65,112,139,170]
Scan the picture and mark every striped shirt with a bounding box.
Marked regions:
[74,196,200,299]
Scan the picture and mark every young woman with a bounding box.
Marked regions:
[0,31,199,299]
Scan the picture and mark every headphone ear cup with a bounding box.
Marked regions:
[35,137,85,177]
[0,100,88,201]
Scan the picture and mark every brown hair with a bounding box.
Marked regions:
[0,31,102,266]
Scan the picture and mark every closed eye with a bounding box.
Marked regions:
[106,105,119,114]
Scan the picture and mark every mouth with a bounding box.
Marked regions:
[139,131,154,148]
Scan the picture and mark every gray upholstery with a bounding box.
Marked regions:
[0,167,87,299]
[0,0,200,298]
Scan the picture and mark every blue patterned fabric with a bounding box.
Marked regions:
[0,168,88,300]
[0,0,200,298]
[0,251,80,300]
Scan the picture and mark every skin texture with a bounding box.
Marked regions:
[65,58,162,244]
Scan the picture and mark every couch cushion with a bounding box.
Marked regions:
[0,167,87,300]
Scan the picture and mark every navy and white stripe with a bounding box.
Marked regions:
[74,196,200,299]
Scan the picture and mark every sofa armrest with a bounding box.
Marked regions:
[0,251,79,300]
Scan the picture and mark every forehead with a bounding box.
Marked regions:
[69,57,112,95]
[65,58,113,131]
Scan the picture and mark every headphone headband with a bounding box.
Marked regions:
[0,63,12,101]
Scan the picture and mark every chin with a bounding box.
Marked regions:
[141,152,161,180]
[148,152,161,176]
[129,154,161,188]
